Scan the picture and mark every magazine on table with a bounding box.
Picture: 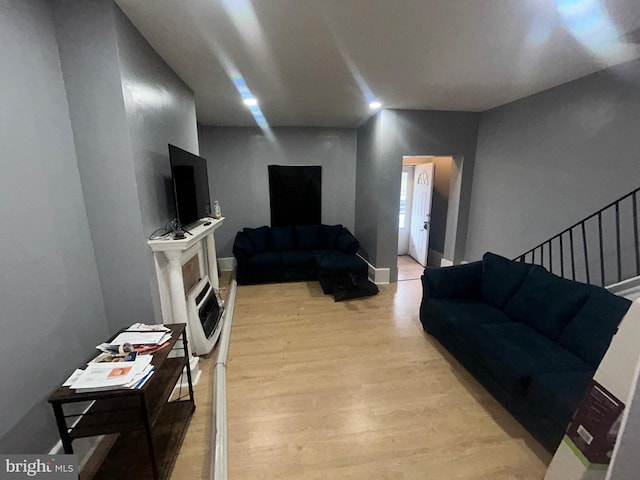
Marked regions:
[67,355,153,393]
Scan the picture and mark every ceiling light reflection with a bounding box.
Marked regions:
[556,0,629,58]
[230,70,269,128]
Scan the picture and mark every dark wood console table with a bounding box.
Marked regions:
[48,324,195,480]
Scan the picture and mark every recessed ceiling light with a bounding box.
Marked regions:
[369,101,382,110]
[244,97,258,106]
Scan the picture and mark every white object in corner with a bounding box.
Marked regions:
[544,299,640,480]
[218,257,236,272]
[186,276,224,356]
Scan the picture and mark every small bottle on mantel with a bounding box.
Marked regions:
[213,200,222,219]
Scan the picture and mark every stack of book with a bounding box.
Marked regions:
[64,323,172,393]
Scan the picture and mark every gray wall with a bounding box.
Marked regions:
[466,58,640,262]
[115,7,200,234]
[355,109,480,281]
[53,0,199,331]
[115,5,199,323]
[431,157,453,255]
[198,126,357,257]
[0,0,109,452]
[354,113,384,264]
[53,0,152,333]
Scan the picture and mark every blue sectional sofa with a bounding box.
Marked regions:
[420,252,631,451]
[232,224,368,289]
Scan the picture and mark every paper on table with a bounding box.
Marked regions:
[63,369,85,387]
[127,322,171,332]
[70,356,153,391]
[109,331,170,346]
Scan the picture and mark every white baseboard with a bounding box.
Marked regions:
[359,254,390,284]
[373,267,390,284]
[218,257,235,272]
[440,258,453,267]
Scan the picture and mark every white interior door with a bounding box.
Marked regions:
[408,163,434,266]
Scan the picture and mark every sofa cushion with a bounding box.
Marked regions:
[474,323,592,396]
[504,267,591,340]
[482,252,533,309]
[318,224,343,249]
[559,287,632,368]
[315,251,368,276]
[296,225,320,250]
[270,225,295,252]
[243,226,270,253]
[281,250,316,268]
[527,371,593,427]
[425,299,515,344]
[246,252,281,269]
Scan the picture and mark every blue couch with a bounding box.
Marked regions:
[420,252,631,451]
[233,224,368,289]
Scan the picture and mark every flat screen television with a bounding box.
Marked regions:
[168,144,211,228]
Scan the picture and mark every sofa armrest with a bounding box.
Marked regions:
[232,232,254,259]
[336,228,359,254]
[423,261,483,299]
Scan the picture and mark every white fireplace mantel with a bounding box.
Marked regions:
[148,218,224,326]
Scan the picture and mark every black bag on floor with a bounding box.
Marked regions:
[333,273,379,302]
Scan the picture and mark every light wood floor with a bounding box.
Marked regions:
[397,255,425,281]
[220,279,551,479]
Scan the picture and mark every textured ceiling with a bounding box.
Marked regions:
[115,0,640,127]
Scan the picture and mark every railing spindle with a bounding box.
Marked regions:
[598,212,605,287]
[559,234,565,278]
[512,185,640,286]
[634,191,640,276]
[615,203,622,283]
[569,228,576,281]
[582,222,590,284]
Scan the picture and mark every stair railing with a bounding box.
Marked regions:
[515,187,640,287]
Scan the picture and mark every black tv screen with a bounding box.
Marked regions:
[169,144,211,228]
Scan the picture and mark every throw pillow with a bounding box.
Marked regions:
[243,226,270,252]
[482,252,533,309]
[504,266,591,340]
